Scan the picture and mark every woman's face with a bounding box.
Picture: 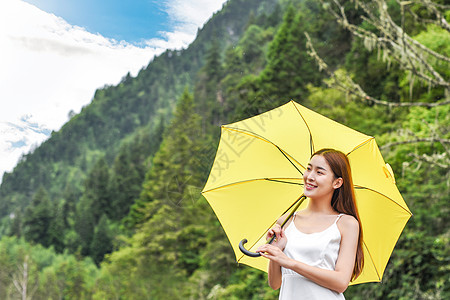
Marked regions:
[303,155,342,200]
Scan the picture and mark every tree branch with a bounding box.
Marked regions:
[380,138,450,149]
[304,32,450,107]
[321,0,450,90]
[408,152,449,169]
[398,0,450,32]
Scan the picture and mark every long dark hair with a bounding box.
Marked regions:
[313,148,364,281]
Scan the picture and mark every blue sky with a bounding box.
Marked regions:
[23,0,171,43]
[0,0,227,182]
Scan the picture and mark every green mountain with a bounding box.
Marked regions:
[0,0,279,217]
[0,0,448,299]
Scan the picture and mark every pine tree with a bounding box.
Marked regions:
[8,208,23,237]
[74,195,95,256]
[259,4,320,101]
[196,40,224,125]
[114,87,217,287]
[61,185,78,228]
[239,24,267,68]
[48,202,66,252]
[236,3,323,119]
[84,156,111,223]
[128,87,205,228]
[109,148,141,221]
[90,214,113,265]
[23,186,53,247]
[73,156,110,256]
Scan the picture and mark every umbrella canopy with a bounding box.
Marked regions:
[201,100,412,284]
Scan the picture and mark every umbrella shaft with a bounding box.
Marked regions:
[267,195,307,245]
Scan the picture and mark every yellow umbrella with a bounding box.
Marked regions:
[201,100,412,284]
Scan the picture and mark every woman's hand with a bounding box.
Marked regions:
[257,244,292,268]
[257,224,290,265]
[266,224,287,251]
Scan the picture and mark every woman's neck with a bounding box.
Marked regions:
[306,197,336,215]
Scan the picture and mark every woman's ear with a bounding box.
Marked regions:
[333,177,343,189]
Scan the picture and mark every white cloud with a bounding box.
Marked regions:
[164,0,226,28]
[0,0,226,182]
[145,0,227,49]
[0,117,51,180]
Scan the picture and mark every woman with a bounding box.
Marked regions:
[257,148,364,299]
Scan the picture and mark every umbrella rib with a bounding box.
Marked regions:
[290,101,314,156]
[265,178,304,185]
[223,126,306,173]
[201,178,304,194]
[362,240,382,282]
[354,185,412,215]
[346,137,375,156]
[275,145,304,175]
[291,101,376,157]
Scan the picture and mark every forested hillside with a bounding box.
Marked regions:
[0,0,448,299]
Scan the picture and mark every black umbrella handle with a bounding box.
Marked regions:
[239,233,277,257]
[239,239,262,257]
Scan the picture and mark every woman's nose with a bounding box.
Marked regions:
[306,172,315,181]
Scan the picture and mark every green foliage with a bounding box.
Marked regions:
[0,236,98,299]
[305,81,405,136]
[217,268,279,300]
[260,4,318,97]
[345,104,449,299]
[93,89,218,298]
[235,3,320,118]
[345,38,403,102]
[37,254,98,299]
[128,87,207,226]
[108,123,161,221]
[239,24,272,70]
[234,0,351,120]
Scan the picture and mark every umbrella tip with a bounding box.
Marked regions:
[383,164,396,184]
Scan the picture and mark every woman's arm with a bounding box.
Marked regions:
[263,215,292,290]
[267,259,282,290]
[259,215,359,293]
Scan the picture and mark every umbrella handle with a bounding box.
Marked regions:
[238,195,306,258]
[239,239,261,257]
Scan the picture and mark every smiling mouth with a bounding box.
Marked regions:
[305,183,317,189]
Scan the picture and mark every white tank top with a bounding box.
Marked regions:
[279,213,345,300]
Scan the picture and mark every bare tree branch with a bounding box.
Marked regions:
[402,0,450,32]
[321,0,450,92]
[408,152,449,169]
[12,255,29,300]
[304,32,450,107]
[402,4,450,32]
[304,0,450,171]
[380,138,450,149]
[10,255,38,300]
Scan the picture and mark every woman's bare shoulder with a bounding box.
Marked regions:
[337,214,359,234]
[276,211,298,225]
